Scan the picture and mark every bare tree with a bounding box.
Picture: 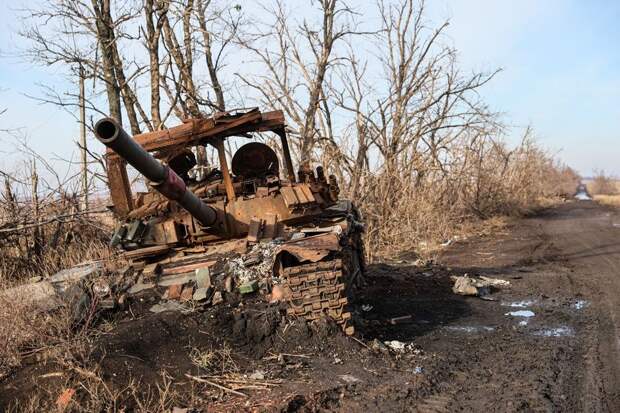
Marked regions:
[12,0,578,262]
[369,0,499,176]
[143,0,165,129]
[20,0,243,128]
[237,0,359,165]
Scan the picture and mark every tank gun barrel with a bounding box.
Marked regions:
[95,117,217,227]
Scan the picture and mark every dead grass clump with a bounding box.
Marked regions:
[588,170,618,196]
[593,195,620,207]
[8,369,189,413]
[190,343,239,375]
[0,287,104,378]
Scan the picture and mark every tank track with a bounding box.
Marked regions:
[281,258,356,335]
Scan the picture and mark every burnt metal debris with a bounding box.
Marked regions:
[95,108,365,334]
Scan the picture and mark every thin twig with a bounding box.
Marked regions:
[349,336,370,349]
[185,374,248,397]
[0,208,108,233]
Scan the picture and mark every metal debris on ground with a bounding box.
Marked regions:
[451,274,510,297]
[370,339,389,353]
[239,280,259,295]
[384,340,416,352]
[149,301,188,313]
[224,242,278,285]
[212,291,224,305]
[0,260,107,315]
[4,109,366,335]
[339,374,362,383]
[388,315,413,325]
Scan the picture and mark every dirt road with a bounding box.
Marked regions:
[401,199,620,412]
[275,198,620,411]
[3,200,620,411]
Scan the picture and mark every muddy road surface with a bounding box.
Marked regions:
[2,200,619,412]
[411,199,620,412]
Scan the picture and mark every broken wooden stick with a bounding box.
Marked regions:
[185,374,247,397]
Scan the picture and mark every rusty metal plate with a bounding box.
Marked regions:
[278,232,340,263]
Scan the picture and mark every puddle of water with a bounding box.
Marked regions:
[502,300,536,308]
[534,326,575,337]
[505,310,535,318]
[444,326,495,333]
[574,191,591,201]
[573,300,589,310]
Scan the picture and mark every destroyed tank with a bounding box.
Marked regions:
[95,108,364,334]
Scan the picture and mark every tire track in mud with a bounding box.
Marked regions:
[412,201,620,412]
[519,201,620,411]
[557,206,620,412]
[413,392,455,413]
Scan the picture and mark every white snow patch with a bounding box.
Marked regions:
[534,326,575,337]
[505,310,535,318]
[502,300,536,308]
[445,325,495,333]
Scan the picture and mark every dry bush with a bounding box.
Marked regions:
[0,170,114,285]
[355,131,579,261]
[0,289,101,376]
[0,164,119,399]
[588,170,618,195]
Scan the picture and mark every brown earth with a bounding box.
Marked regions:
[1,199,620,411]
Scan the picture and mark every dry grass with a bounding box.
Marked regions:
[190,344,239,375]
[593,195,620,207]
[586,171,619,196]
[0,292,189,412]
[585,172,620,207]
[6,369,190,412]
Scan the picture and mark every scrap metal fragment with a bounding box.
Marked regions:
[49,261,102,283]
[389,315,413,325]
[166,284,183,300]
[180,285,194,302]
[159,273,194,287]
[161,259,216,276]
[212,291,223,305]
[149,301,187,313]
[193,287,212,301]
[277,232,339,263]
[239,280,259,295]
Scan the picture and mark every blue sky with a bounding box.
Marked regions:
[0,0,618,177]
